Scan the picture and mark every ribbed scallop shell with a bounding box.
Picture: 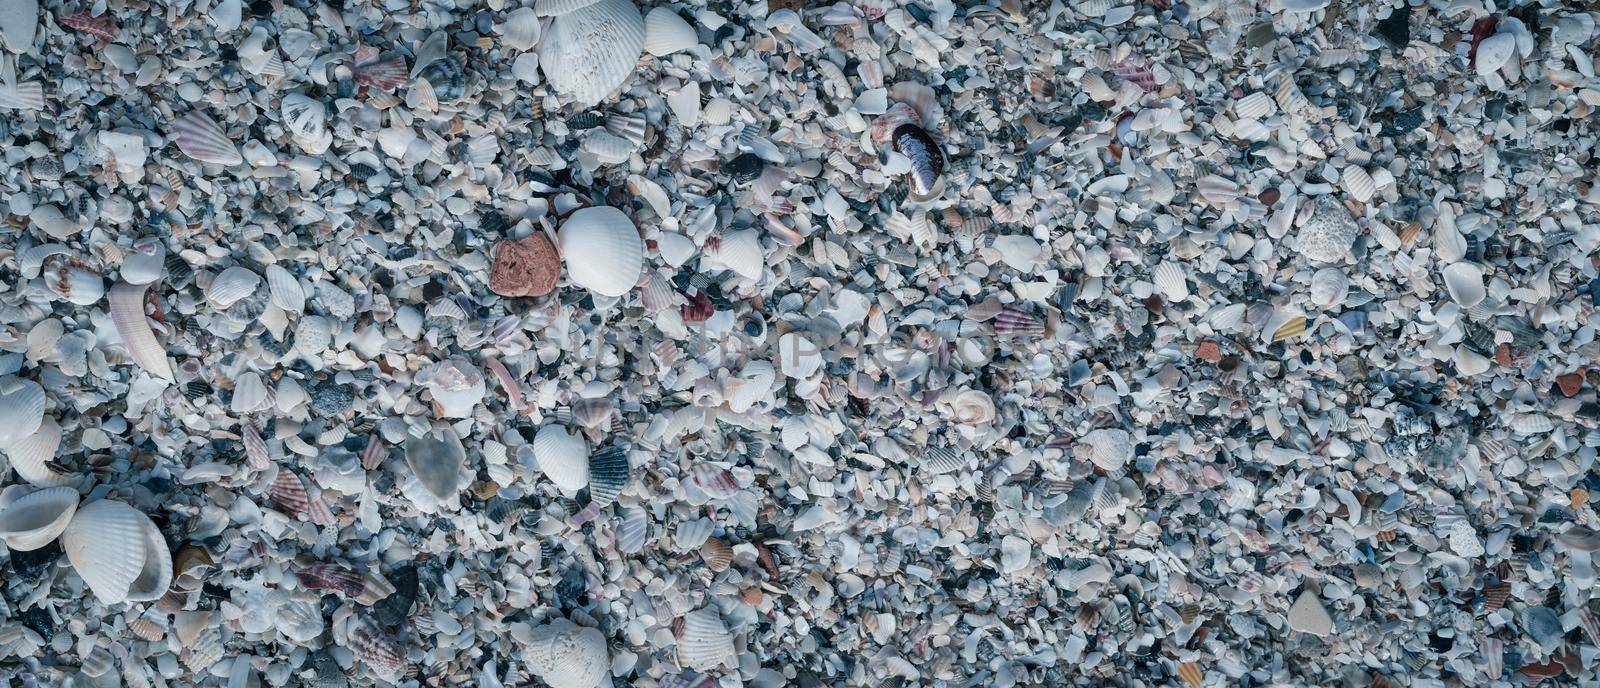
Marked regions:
[709,229,764,280]
[604,111,647,146]
[1341,165,1376,203]
[534,424,590,491]
[615,506,649,553]
[281,93,328,141]
[294,563,365,597]
[581,129,635,163]
[677,607,736,670]
[0,82,45,110]
[345,614,406,682]
[674,517,714,552]
[685,463,739,499]
[7,417,70,486]
[539,0,645,106]
[0,376,46,447]
[535,0,602,15]
[1233,91,1275,119]
[171,111,242,166]
[277,598,324,642]
[1507,413,1553,434]
[404,427,467,501]
[501,7,543,51]
[887,210,938,247]
[0,487,78,551]
[920,446,967,474]
[230,371,272,414]
[1308,267,1349,308]
[993,305,1044,337]
[699,537,733,571]
[264,263,305,313]
[1274,77,1310,116]
[62,499,172,604]
[559,206,643,297]
[207,266,261,308]
[1152,261,1189,301]
[586,445,630,508]
[643,6,696,56]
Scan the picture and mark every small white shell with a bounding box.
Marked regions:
[0,376,47,447]
[1079,428,1133,472]
[264,263,306,314]
[709,229,764,281]
[1455,345,1491,376]
[1208,302,1247,330]
[500,7,543,51]
[280,93,329,141]
[520,618,610,688]
[292,315,333,355]
[673,517,714,552]
[121,237,166,285]
[560,206,643,297]
[643,6,697,57]
[1308,267,1349,308]
[534,425,589,491]
[230,372,273,414]
[0,487,78,551]
[1441,262,1486,308]
[62,499,173,605]
[1341,165,1375,203]
[615,506,649,553]
[539,0,644,106]
[677,607,737,670]
[404,426,468,502]
[425,358,486,418]
[6,416,70,487]
[1475,32,1516,76]
[534,0,601,15]
[47,266,105,306]
[1233,91,1275,120]
[207,266,262,308]
[170,111,243,166]
[1152,261,1189,301]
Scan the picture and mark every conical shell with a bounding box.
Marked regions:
[7,416,70,486]
[539,0,644,106]
[710,229,764,280]
[559,206,643,297]
[500,7,543,51]
[0,376,46,447]
[106,282,172,380]
[404,426,467,501]
[0,486,78,551]
[1152,261,1189,301]
[1442,262,1486,308]
[677,607,736,670]
[62,499,172,604]
[643,7,696,56]
[264,263,305,314]
[207,266,261,308]
[535,425,589,490]
[171,111,242,166]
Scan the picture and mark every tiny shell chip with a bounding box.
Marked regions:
[170,111,243,166]
[539,0,645,106]
[559,206,643,297]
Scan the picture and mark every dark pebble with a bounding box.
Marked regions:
[9,541,60,581]
[19,607,52,645]
[1379,109,1424,137]
[309,381,355,416]
[370,565,418,627]
[726,152,764,183]
[248,0,272,17]
[1375,8,1409,49]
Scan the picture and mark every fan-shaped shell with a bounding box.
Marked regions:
[1079,428,1132,472]
[920,446,966,474]
[643,6,696,56]
[0,376,46,447]
[677,607,736,670]
[534,425,588,490]
[230,371,272,414]
[501,7,543,51]
[404,427,467,501]
[264,263,305,313]
[0,487,78,551]
[699,537,733,571]
[1441,262,1486,308]
[559,206,643,297]
[280,93,328,141]
[62,499,172,604]
[535,0,602,15]
[171,111,242,166]
[0,81,43,110]
[5,414,68,487]
[586,445,630,508]
[521,618,610,688]
[1475,32,1516,76]
[1341,165,1376,203]
[1308,267,1349,308]
[106,282,172,380]
[1233,91,1275,119]
[709,229,764,280]
[1152,261,1189,301]
[539,0,645,106]
[674,517,714,552]
[207,266,261,308]
[615,506,649,553]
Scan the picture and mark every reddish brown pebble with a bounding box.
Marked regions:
[1258,188,1281,206]
[1494,344,1512,368]
[1557,371,1583,397]
[488,233,560,297]
[1196,341,1222,362]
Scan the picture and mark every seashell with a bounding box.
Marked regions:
[183,627,223,671]
[676,607,736,671]
[45,265,104,305]
[1341,165,1375,203]
[1079,428,1132,472]
[418,59,466,101]
[674,517,714,552]
[993,305,1045,337]
[270,469,317,521]
[585,445,630,510]
[1441,262,1486,308]
[106,282,172,380]
[892,123,943,196]
[920,446,967,474]
[643,7,697,56]
[207,266,261,308]
[535,425,590,491]
[1557,526,1600,553]
[281,93,329,141]
[616,506,649,553]
[581,129,635,163]
[1298,195,1360,263]
[1233,91,1275,119]
[277,598,324,642]
[424,358,486,418]
[18,243,68,278]
[6,414,69,488]
[62,499,172,604]
[0,487,78,551]
[264,263,306,313]
[121,237,165,285]
[887,210,938,247]
[700,536,733,571]
[1269,313,1307,342]
[520,618,610,688]
[170,544,213,592]
[1507,413,1553,435]
[1308,267,1349,308]
[605,112,647,146]
[535,0,602,15]
[1152,261,1189,301]
[230,371,272,413]
[559,206,643,297]
[0,376,47,447]
[1454,346,1491,376]
[404,426,467,502]
[0,0,36,53]
[708,229,764,280]
[1195,175,1240,206]
[539,0,645,106]
[0,80,43,110]
[170,111,242,166]
[1475,32,1515,76]
[345,614,406,682]
[685,463,739,499]
[354,51,409,90]
[294,563,365,598]
[501,7,543,51]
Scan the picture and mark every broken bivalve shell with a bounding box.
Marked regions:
[643,6,697,56]
[62,499,172,604]
[0,486,78,551]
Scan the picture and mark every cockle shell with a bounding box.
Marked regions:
[171,111,242,166]
[536,425,590,487]
[707,229,764,280]
[264,263,305,313]
[539,0,645,106]
[1079,428,1133,472]
[643,6,696,56]
[0,376,46,447]
[500,7,543,51]
[62,499,172,604]
[1341,165,1376,203]
[1152,261,1189,301]
[0,486,78,551]
[207,266,261,308]
[560,206,643,297]
[5,415,68,487]
[403,426,467,502]
[677,607,737,670]
[518,618,610,688]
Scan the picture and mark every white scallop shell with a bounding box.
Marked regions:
[1152,261,1189,301]
[47,266,104,306]
[643,6,696,56]
[1207,302,1247,330]
[673,517,714,552]
[1441,262,1486,308]
[0,486,78,551]
[533,424,589,491]
[171,111,243,166]
[539,0,645,106]
[6,416,70,487]
[534,0,602,15]
[1341,165,1375,203]
[121,237,166,285]
[1434,222,1467,264]
[264,263,306,314]
[0,376,46,447]
[277,598,325,643]
[677,607,736,670]
[1455,345,1491,376]
[207,266,261,308]
[107,282,173,381]
[280,93,329,141]
[62,499,172,605]
[1475,32,1516,76]
[559,206,643,297]
[521,618,610,688]
[1079,428,1132,472]
[615,506,649,553]
[230,371,273,414]
[580,129,635,163]
[709,229,764,281]
[1308,267,1349,308]
[0,81,43,110]
[1233,91,1275,120]
[501,7,543,51]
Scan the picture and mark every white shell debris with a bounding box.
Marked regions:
[0,2,1598,687]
